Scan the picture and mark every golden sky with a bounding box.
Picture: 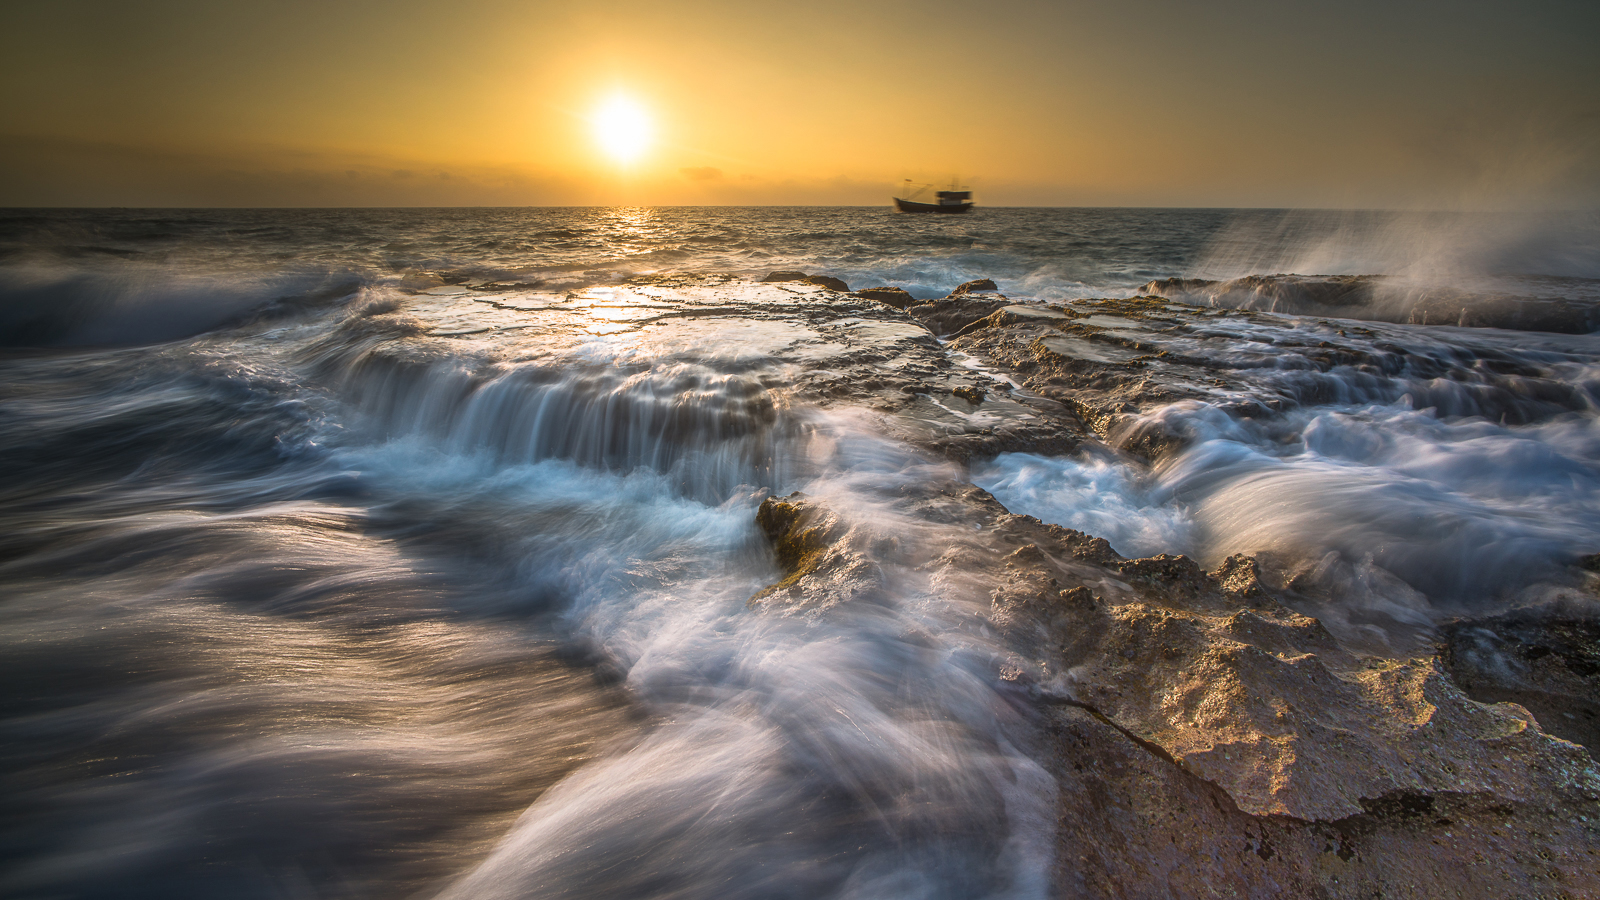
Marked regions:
[1,0,1596,207]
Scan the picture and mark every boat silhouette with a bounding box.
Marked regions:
[893,179,974,213]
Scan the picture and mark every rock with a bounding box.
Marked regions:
[803,274,849,292]
[951,304,1072,337]
[760,271,849,292]
[749,492,883,611]
[750,486,1600,892]
[852,287,916,310]
[949,278,999,296]
[908,296,1010,336]
[943,296,1264,455]
[951,385,985,404]
[1143,274,1600,335]
[1045,703,1599,899]
[985,515,1599,823]
[1441,598,1600,759]
[1408,293,1600,334]
[1142,275,1378,312]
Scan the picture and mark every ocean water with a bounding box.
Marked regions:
[2,206,1598,897]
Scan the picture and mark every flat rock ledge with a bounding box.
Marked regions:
[751,488,1600,898]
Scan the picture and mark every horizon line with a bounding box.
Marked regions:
[4,204,1594,214]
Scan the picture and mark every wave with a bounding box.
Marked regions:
[304,317,801,502]
[0,262,362,348]
[1141,273,1600,334]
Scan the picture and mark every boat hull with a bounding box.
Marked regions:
[893,197,974,213]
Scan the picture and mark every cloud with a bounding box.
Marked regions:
[679,166,724,182]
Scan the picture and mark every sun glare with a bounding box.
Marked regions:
[593,95,651,165]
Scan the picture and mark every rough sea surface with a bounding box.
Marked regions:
[2,206,1598,898]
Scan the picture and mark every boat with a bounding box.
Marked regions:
[893,179,974,213]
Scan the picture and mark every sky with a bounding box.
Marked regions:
[1,0,1596,208]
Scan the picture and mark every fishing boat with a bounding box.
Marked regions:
[893,179,974,213]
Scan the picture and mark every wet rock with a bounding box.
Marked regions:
[877,389,1084,464]
[1144,274,1600,335]
[852,286,917,310]
[986,512,1599,823]
[949,278,999,296]
[749,492,883,611]
[947,302,1219,455]
[804,275,850,292]
[1441,598,1600,758]
[752,487,1600,893]
[760,271,850,291]
[1046,703,1600,899]
[1144,275,1378,312]
[1408,292,1600,334]
[951,304,1072,337]
[1212,553,1269,601]
[908,295,1011,337]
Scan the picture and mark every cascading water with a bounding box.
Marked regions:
[975,310,1600,650]
[3,206,1598,897]
[0,263,1054,898]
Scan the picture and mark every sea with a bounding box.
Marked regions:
[2,206,1598,898]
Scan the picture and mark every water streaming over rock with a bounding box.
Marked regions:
[2,207,1598,896]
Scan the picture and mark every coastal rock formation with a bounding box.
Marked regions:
[908,295,1012,336]
[760,271,850,291]
[759,270,810,283]
[851,286,917,309]
[1143,274,1600,334]
[927,292,1599,460]
[749,492,884,612]
[904,280,1014,336]
[391,270,1600,895]
[751,488,1600,896]
[1441,598,1600,759]
[951,277,1000,296]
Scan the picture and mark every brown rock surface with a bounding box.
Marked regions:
[942,292,1598,461]
[803,274,850,291]
[760,270,811,283]
[951,278,1000,296]
[750,489,1600,896]
[852,286,917,309]
[749,492,883,612]
[758,271,850,291]
[1441,598,1600,760]
[908,294,1013,336]
[1142,274,1600,335]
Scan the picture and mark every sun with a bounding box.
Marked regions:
[592,95,651,165]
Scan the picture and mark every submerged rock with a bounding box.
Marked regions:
[1144,275,1378,311]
